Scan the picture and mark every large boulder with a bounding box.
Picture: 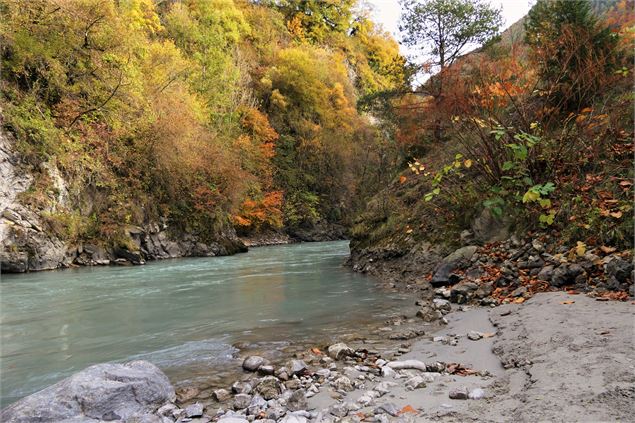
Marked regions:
[431,246,478,287]
[0,361,175,423]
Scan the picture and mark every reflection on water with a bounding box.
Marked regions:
[0,241,405,407]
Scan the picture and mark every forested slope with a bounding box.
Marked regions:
[349,0,634,295]
[0,0,406,271]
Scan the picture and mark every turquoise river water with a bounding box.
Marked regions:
[0,241,406,407]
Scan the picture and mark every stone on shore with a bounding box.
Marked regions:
[0,361,174,423]
[242,356,266,372]
[327,343,354,360]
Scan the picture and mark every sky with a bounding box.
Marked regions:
[366,0,534,57]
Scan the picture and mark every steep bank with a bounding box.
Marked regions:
[0,131,245,273]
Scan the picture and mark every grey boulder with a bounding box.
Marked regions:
[0,361,175,423]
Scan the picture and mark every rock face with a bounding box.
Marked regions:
[0,361,175,423]
[0,130,246,273]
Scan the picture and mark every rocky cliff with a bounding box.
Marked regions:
[0,131,246,273]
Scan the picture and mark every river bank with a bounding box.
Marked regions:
[3,290,632,422]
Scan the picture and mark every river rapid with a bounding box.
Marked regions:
[0,241,407,407]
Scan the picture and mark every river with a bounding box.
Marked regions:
[0,241,406,407]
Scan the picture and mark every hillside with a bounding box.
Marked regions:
[349,0,634,298]
[0,0,406,271]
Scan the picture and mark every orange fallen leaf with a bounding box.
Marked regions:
[600,245,617,254]
[567,290,579,295]
[609,211,623,219]
[399,405,417,415]
[399,175,407,184]
[514,297,526,304]
[560,300,575,304]
[311,348,322,355]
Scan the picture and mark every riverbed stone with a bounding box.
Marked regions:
[213,388,232,402]
[287,359,308,376]
[332,376,354,392]
[286,389,308,412]
[185,402,204,417]
[449,387,469,400]
[231,381,252,395]
[255,376,282,400]
[0,361,175,423]
[242,356,265,372]
[233,393,252,410]
[327,343,354,360]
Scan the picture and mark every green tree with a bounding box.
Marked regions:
[399,0,502,74]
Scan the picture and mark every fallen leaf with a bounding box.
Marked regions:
[311,348,322,355]
[560,300,575,304]
[566,290,579,295]
[399,405,417,415]
[619,180,632,187]
[514,297,526,304]
[481,332,496,338]
[399,175,407,184]
[575,241,586,256]
[406,228,413,234]
[599,245,617,254]
[609,211,623,219]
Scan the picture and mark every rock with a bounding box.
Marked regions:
[551,264,585,287]
[231,381,252,395]
[332,376,354,392]
[381,366,396,378]
[315,368,331,378]
[287,359,308,376]
[0,361,174,422]
[377,402,400,417]
[280,413,308,423]
[218,417,249,423]
[185,403,204,417]
[157,403,178,417]
[258,365,275,375]
[450,282,479,303]
[474,282,494,299]
[431,246,479,286]
[286,389,308,412]
[255,376,282,400]
[449,387,469,400]
[405,375,426,390]
[213,388,232,402]
[242,356,265,372]
[385,360,427,372]
[285,378,301,390]
[426,362,445,373]
[416,306,442,321]
[432,298,451,313]
[274,366,290,381]
[537,265,555,281]
[605,257,633,283]
[247,395,267,415]
[471,208,510,243]
[328,403,348,417]
[468,388,486,400]
[233,393,252,410]
[327,343,354,360]
[177,386,201,402]
[511,286,527,297]
[467,331,483,341]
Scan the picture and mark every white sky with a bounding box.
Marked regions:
[366,0,534,56]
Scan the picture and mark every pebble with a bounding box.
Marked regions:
[467,331,483,341]
[377,402,400,417]
[184,403,204,417]
[449,388,469,400]
[468,388,486,400]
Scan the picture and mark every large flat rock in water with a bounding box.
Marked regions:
[0,360,175,422]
